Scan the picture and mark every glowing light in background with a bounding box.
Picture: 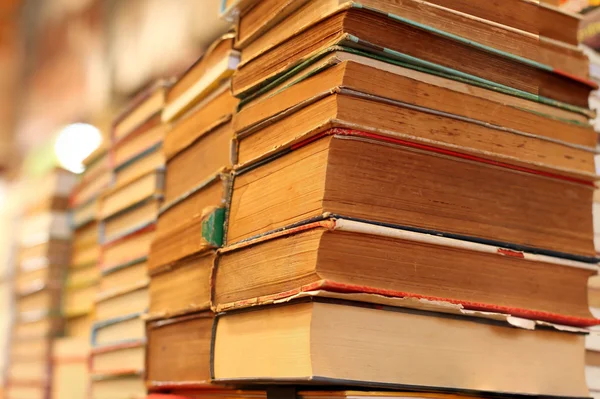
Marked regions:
[54,123,102,174]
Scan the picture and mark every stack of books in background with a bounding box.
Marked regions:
[0,182,21,399]
[145,33,238,395]
[51,147,110,399]
[208,0,598,398]
[6,169,76,399]
[90,81,170,399]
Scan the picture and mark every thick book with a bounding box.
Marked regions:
[150,175,228,271]
[212,298,588,397]
[214,218,597,326]
[230,0,580,47]
[233,54,596,179]
[231,6,595,107]
[163,34,240,122]
[226,133,595,259]
[146,312,213,391]
[237,0,587,80]
[238,47,592,121]
[148,251,215,319]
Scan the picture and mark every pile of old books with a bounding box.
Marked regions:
[51,147,110,399]
[89,81,170,399]
[145,33,239,393]
[66,0,600,398]
[6,169,76,399]
[214,0,598,397]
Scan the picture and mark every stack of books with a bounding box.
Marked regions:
[51,147,110,399]
[0,182,21,399]
[6,169,76,399]
[208,0,598,397]
[90,81,170,399]
[145,33,238,395]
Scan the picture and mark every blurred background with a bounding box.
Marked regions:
[0,0,230,178]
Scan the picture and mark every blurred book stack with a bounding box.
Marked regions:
[0,182,21,399]
[6,169,76,399]
[51,147,110,399]
[90,81,170,399]
[145,33,238,395]
[208,0,599,397]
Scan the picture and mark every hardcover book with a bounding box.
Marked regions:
[232,53,596,178]
[226,133,595,258]
[231,5,595,106]
[214,218,597,326]
[212,298,588,397]
[235,0,587,80]
[146,312,214,391]
[148,251,215,319]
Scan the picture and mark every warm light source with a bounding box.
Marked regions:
[54,123,102,174]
